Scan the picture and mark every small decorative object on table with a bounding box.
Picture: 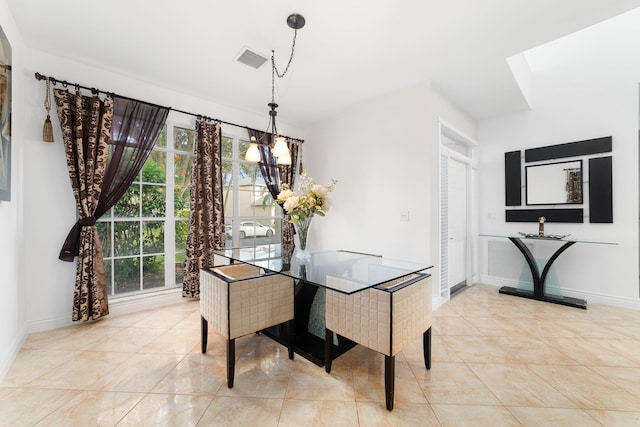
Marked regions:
[276,172,337,261]
[518,232,570,240]
[538,216,546,236]
[517,217,570,239]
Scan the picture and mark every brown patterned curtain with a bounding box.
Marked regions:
[54,89,113,321]
[183,119,225,297]
[58,97,169,261]
[55,90,169,321]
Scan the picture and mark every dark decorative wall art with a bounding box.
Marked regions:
[504,151,521,206]
[504,136,613,224]
[588,156,613,223]
[524,136,612,162]
[0,24,11,202]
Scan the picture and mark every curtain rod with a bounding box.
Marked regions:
[33,72,304,144]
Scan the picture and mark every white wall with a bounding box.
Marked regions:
[0,0,25,380]
[19,47,303,334]
[302,80,476,302]
[478,15,640,308]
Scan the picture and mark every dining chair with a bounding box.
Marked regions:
[200,263,295,388]
[324,273,432,410]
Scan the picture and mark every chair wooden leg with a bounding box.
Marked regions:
[201,316,208,354]
[385,355,395,411]
[423,327,432,370]
[325,328,333,373]
[227,338,235,388]
[286,319,295,360]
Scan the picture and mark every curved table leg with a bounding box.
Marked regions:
[499,238,586,309]
[540,241,576,288]
[508,238,542,297]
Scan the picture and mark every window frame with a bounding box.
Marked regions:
[99,120,284,298]
[221,131,283,263]
[99,117,195,297]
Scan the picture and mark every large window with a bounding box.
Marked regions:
[221,134,282,262]
[97,125,282,297]
[97,123,194,296]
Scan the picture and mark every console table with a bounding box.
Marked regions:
[480,234,616,309]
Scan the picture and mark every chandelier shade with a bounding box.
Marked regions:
[245,136,261,162]
[272,131,289,157]
[245,13,304,165]
[276,152,292,165]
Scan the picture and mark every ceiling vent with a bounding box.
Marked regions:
[235,47,268,70]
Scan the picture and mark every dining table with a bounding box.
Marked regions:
[213,248,434,365]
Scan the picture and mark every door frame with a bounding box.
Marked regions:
[446,155,469,292]
[438,118,478,302]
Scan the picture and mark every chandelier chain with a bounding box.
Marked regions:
[271,28,298,103]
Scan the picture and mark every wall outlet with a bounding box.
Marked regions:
[400,211,410,221]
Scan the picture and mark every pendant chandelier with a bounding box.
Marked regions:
[245,13,305,165]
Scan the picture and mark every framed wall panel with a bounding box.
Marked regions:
[524,136,611,163]
[588,156,613,223]
[506,208,584,223]
[504,151,521,206]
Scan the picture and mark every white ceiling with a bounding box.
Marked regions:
[8,0,640,126]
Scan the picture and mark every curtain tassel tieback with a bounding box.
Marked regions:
[58,216,97,261]
[43,78,54,142]
[79,216,97,226]
[43,115,54,142]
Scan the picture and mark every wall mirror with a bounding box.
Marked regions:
[526,160,582,205]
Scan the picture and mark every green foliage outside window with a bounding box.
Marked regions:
[114,257,140,294]
[143,255,165,289]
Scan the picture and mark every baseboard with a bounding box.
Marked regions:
[558,288,640,310]
[25,288,187,334]
[109,288,185,317]
[477,276,521,290]
[478,275,640,310]
[0,328,26,384]
[26,312,75,334]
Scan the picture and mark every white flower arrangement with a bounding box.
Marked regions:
[276,172,337,224]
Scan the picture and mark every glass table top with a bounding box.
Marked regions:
[213,249,434,295]
[479,233,618,245]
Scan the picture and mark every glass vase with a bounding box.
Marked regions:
[294,216,313,262]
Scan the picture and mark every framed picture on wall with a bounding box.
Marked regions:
[0,24,11,202]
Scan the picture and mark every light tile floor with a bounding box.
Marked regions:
[1,284,639,426]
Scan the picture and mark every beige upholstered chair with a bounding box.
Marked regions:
[200,264,295,388]
[325,273,432,410]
